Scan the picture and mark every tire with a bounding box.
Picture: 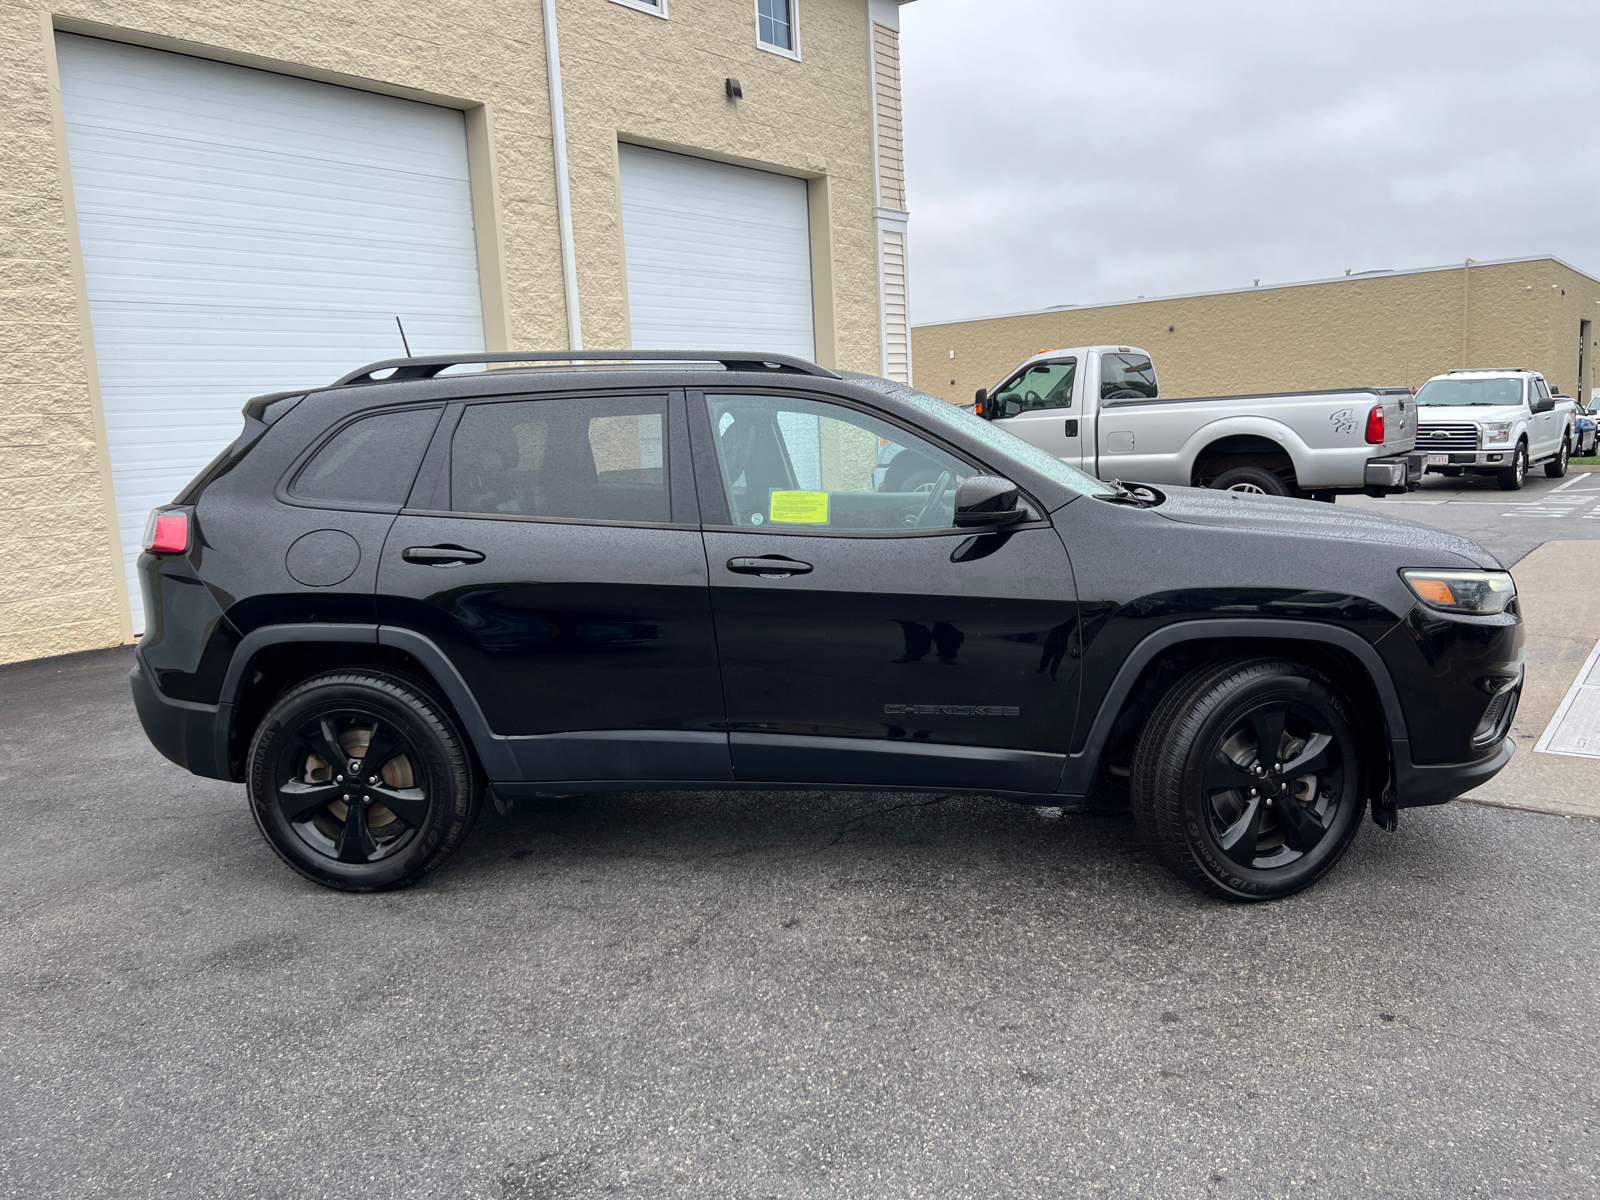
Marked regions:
[1130,658,1365,902]
[1497,443,1528,490]
[247,669,480,891]
[1544,437,1570,478]
[1209,466,1290,496]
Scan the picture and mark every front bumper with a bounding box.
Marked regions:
[1421,449,1514,470]
[130,651,234,781]
[1392,734,1514,808]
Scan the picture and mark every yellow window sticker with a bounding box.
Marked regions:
[769,490,830,524]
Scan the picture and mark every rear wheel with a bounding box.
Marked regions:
[1497,443,1528,490]
[1130,658,1365,901]
[1210,466,1290,496]
[1545,437,1570,478]
[247,670,479,891]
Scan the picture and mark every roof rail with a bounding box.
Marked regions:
[1445,367,1529,375]
[332,350,840,387]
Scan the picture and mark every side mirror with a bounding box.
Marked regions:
[1535,396,1556,414]
[973,387,989,419]
[953,475,1026,527]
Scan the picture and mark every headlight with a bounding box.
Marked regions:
[1401,568,1516,614]
[1482,421,1513,445]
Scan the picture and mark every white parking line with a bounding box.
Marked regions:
[1535,638,1600,759]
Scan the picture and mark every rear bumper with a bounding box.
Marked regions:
[1392,735,1514,808]
[130,651,234,781]
[1364,453,1423,492]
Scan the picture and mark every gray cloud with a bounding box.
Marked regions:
[901,0,1600,324]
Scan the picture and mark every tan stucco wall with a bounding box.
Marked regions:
[0,0,883,664]
[912,258,1600,406]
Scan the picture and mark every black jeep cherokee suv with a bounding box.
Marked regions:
[131,351,1522,900]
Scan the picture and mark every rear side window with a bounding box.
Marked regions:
[293,408,441,506]
[1100,353,1158,400]
[451,396,671,523]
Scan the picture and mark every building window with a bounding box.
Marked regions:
[610,0,668,17]
[756,0,800,58]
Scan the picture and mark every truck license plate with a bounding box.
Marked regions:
[1426,453,1449,465]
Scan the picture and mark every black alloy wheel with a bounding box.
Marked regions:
[247,670,479,891]
[1545,437,1570,478]
[1130,658,1365,901]
[1497,443,1528,490]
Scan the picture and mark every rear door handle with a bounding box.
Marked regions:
[727,555,813,577]
[402,545,485,567]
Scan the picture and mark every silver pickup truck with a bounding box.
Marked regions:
[972,346,1419,498]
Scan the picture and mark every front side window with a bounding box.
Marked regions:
[1100,352,1158,400]
[757,0,796,52]
[992,360,1076,416]
[293,407,441,507]
[451,396,670,524]
[706,394,971,532]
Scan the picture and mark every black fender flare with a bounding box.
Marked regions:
[1057,618,1408,797]
[220,623,517,779]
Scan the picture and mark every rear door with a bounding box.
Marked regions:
[691,389,1080,793]
[376,390,730,783]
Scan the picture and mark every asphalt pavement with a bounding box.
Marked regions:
[3,642,1599,1200]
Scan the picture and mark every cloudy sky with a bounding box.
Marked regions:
[899,0,1600,326]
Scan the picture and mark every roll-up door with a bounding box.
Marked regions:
[55,34,485,629]
[618,144,815,360]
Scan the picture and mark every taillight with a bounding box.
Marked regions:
[1365,404,1385,444]
[142,509,189,554]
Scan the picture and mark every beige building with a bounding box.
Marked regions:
[1,0,916,664]
[913,256,1600,408]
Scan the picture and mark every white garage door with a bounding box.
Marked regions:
[55,34,485,630]
[618,144,815,360]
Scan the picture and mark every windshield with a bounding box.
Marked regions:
[838,373,1115,498]
[1415,377,1524,407]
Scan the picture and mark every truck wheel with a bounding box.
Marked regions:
[247,669,480,891]
[1130,658,1364,902]
[1210,466,1289,496]
[1497,444,1528,490]
[1544,437,1570,479]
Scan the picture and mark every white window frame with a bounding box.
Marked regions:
[754,0,802,61]
[609,0,669,18]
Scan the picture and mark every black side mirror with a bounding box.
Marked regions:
[973,387,989,418]
[953,475,1026,527]
[1535,396,1555,414]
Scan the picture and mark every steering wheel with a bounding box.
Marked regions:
[1023,390,1043,407]
[909,471,953,528]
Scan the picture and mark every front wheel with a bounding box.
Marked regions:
[1497,443,1528,490]
[1130,658,1365,901]
[1545,437,1570,478]
[247,669,480,891]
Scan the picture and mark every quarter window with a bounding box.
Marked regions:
[992,360,1076,416]
[1100,352,1159,400]
[705,394,971,533]
[451,396,671,523]
[757,0,797,54]
[293,408,441,507]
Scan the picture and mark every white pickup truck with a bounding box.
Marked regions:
[1414,369,1576,490]
[970,346,1419,498]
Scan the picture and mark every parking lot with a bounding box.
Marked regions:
[4,486,1599,1200]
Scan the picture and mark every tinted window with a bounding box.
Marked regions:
[993,360,1076,415]
[705,394,972,533]
[1414,378,1524,406]
[1100,353,1158,400]
[293,408,441,506]
[451,396,670,523]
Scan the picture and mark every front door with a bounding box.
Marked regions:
[377,391,729,783]
[691,390,1080,794]
[989,359,1084,469]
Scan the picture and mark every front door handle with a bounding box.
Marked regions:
[402,545,485,567]
[727,555,813,577]
[1064,419,1079,437]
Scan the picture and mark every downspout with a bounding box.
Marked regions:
[1460,257,1475,367]
[542,0,583,350]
